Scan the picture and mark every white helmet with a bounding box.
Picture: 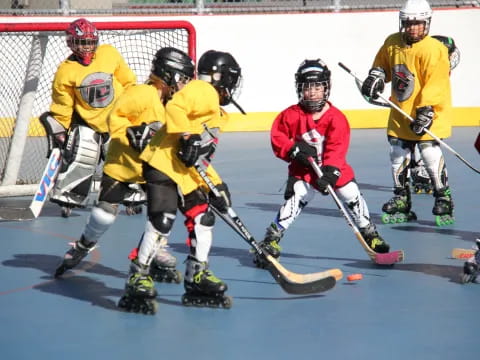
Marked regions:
[399,0,432,43]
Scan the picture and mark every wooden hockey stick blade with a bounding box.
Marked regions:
[451,248,476,259]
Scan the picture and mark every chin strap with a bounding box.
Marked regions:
[230,98,247,115]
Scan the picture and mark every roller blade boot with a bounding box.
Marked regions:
[150,247,182,284]
[381,186,417,224]
[253,223,283,269]
[118,272,158,315]
[462,239,480,284]
[411,165,432,194]
[182,256,232,309]
[433,187,454,226]
[360,224,390,254]
[54,236,95,277]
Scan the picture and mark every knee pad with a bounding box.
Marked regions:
[336,181,371,228]
[149,212,176,235]
[197,209,216,227]
[389,138,414,188]
[419,141,447,188]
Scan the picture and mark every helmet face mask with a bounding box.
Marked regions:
[295,59,331,113]
[66,18,99,66]
[198,50,242,106]
[399,0,432,44]
[150,47,195,98]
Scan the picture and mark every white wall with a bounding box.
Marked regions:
[2,8,479,115]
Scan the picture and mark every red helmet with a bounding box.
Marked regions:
[66,18,98,65]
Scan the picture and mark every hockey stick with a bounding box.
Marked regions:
[339,62,480,175]
[193,160,342,295]
[0,148,61,221]
[308,157,404,265]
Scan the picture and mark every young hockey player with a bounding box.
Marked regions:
[254,58,390,267]
[54,48,195,283]
[39,18,139,217]
[361,0,455,226]
[117,50,243,313]
[410,35,460,195]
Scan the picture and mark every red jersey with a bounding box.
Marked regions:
[270,102,355,188]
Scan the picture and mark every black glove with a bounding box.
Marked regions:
[315,165,341,195]
[410,106,434,136]
[209,182,232,213]
[361,67,386,99]
[288,142,317,167]
[126,122,161,153]
[177,134,202,167]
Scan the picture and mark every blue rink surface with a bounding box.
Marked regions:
[1,128,479,360]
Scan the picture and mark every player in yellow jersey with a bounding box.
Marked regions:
[54,48,195,285]
[39,18,137,217]
[118,50,243,313]
[361,0,454,226]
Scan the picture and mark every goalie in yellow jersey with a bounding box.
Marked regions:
[361,0,455,226]
[118,50,243,313]
[54,47,195,285]
[39,18,137,218]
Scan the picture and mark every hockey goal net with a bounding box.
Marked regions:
[0,19,196,196]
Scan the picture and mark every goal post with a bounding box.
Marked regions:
[0,19,196,197]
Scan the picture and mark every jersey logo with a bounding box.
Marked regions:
[392,64,414,102]
[78,72,114,108]
[301,129,324,165]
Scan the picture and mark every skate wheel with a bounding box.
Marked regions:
[414,186,421,194]
[461,273,473,284]
[173,270,182,284]
[61,207,72,218]
[181,295,192,306]
[381,213,391,224]
[221,296,233,309]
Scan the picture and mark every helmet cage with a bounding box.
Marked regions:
[295,60,331,113]
[399,0,432,43]
[432,35,461,70]
[66,19,99,65]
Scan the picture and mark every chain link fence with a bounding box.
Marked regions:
[0,0,478,15]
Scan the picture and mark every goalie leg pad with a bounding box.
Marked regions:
[335,181,371,229]
[51,125,102,206]
[82,201,119,244]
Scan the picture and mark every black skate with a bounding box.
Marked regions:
[50,192,85,218]
[360,224,390,254]
[118,273,158,315]
[54,237,95,277]
[433,188,454,226]
[381,187,417,224]
[124,203,143,216]
[462,262,479,284]
[253,223,283,268]
[149,249,182,284]
[181,256,232,309]
[411,166,432,194]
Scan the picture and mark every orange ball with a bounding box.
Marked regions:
[347,273,363,281]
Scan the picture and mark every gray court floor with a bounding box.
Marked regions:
[0,128,479,360]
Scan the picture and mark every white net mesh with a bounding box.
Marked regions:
[0,20,195,191]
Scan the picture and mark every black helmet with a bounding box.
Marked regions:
[151,47,195,88]
[432,35,460,70]
[197,50,242,106]
[295,59,331,113]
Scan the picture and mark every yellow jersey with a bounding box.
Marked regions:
[140,80,227,195]
[372,33,452,140]
[103,84,164,183]
[50,44,136,133]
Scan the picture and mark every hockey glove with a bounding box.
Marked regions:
[361,67,386,100]
[126,122,161,153]
[410,106,434,136]
[39,112,67,157]
[209,182,232,213]
[288,142,317,167]
[177,134,202,167]
[315,165,341,195]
